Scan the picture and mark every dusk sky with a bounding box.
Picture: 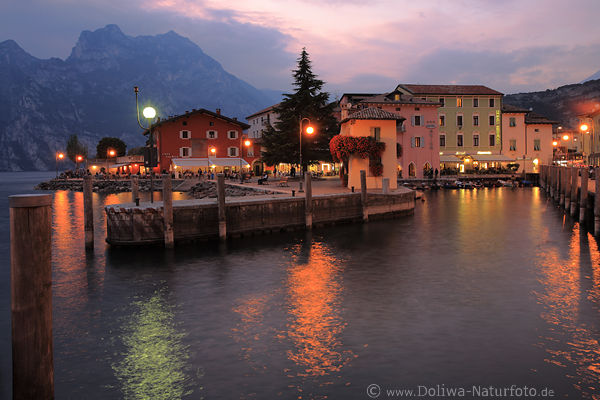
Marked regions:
[3,0,600,97]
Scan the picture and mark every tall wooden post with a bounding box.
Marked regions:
[580,168,589,223]
[9,194,54,400]
[83,174,94,250]
[162,174,174,248]
[550,166,556,199]
[564,167,571,211]
[559,167,565,206]
[360,170,368,222]
[131,175,139,203]
[595,170,600,236]
[305,173,313,229]
[570,167,578,217]
[217,174,226,240]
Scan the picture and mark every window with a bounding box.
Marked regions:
[209,121,214,126]
[414,137,422,147]
[509,117,516,127]
[473,115,479,126]
[180,130,190,139]
[534,139,541,151]
[473,134,479,147]
[228,130,238,139]
[394,94,400,101]
[247,147,254,157]
[370,127,381,141]
[182,121,187,126]
[489,98,495,107]
[473,98,479,107]
[207,130,217,139]
[489,115,495,126]
[457,135,464,147]
[413,115,422,126]
[509,139,517,151]
[439,115,445,127]
[457,98,463,107]
[457,115,463,126]
[228,147,239,157]
[440,134,446,147]
[180,147,191,157]
[489,134,496,146]
[439,98,445,107]
[534,128,539,132]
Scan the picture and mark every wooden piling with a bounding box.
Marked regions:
[581,168,589,223]
[570,167,578,217]
[131,176,139,203]
[162,174,174,248]
[217,174,226,240]
[83,174,94,250]
[9,194,54,400]
[564,167,571,211]
[550,166,556,199]
[360,170,368,222]
[595,170,600,236]
[559,167,565,206]
[305,173,312,229]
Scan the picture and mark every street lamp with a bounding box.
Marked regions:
[76,155,83,171]
[239,136,252,183]
[208,146,216,177]
[55,152,64,178]
[134,86,158,203]
[106,148,116,174]
[298,117,315,177]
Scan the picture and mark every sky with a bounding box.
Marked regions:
[2,0,600,97]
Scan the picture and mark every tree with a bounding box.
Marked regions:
[66,134,88,163]
[261,48,339,170]
[128,146,146,156]
[96,137,127,159]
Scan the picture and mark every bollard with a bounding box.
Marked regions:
[83,174,94,250]
[360,170,368,222]
[9,194,54,400]
[162,174,174,248]
[595,170,600,236]
[305,173,313,229]
[581,168,589,223]
[131,175,139,203]
[217,174,226,240]
[570,167,578,217]
[564,167,571,211]
[382,178,389,194]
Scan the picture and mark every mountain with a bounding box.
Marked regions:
[504,79,600,127]
[582,70,600,83]
[0,24,278,171]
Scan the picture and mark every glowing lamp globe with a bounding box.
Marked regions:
[580,124,589,132]
[244,140,251,147]
[552,141,558,146]
[143,106,156,119]
[306,126,314,134]
[58,153,64,159]
[210,148,216,154]
[562,135,569,141]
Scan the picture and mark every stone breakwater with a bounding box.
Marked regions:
[35,178,276,197]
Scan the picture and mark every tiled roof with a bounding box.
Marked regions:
[398,84,503,96]
[341,107,405,124]
[151,108,250,130]
[502,104,530,113]
[359,92,440,105]
[525,112,559,125]
[245,103,281,119]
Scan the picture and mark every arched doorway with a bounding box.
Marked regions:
[253,161,263,176]
[423,162,432,178]
[408,162,416,177]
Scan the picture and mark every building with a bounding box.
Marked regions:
[339,89,440,178]
[150,108,262,175]
[577,109,600,165]
[246,104,280,139]
[502,105,556,172]
[395,84,509,171]
[339,108,403,189]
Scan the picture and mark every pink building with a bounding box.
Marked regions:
[340,90,440,178]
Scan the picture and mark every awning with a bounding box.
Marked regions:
[171,157,250,168]
[471,154,515,162]
[440,155,460,162]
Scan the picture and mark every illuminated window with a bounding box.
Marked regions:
[534,139,540,151]
[439,115,445,127]
[414,136,422,147]
[457,98,463,107]
[509,117,516,127]
[509,139,517,151]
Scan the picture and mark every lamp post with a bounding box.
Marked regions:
[134,86,158,203]
[239,136,251,183]
[208,146,216,178]
[55,152,64,178]
[76,155,83,171]
[107,148,116,175]
[298,117,315,177]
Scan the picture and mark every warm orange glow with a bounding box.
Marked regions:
[580,124,589,132]
[76,155,83,162]
[57,152,64,159]
[134,163,138,167]
[553,141,558,146]
[305,126,314,135]
[108,149,116,157]
[244,139,251,147]
[562,135,569,140]
[92,165,97,170]
[210,147,216,154]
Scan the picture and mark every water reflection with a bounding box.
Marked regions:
[112,288,194,399]
[535,223,600,397]
[285,240,354,380]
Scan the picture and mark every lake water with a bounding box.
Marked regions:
[1,172,599,399]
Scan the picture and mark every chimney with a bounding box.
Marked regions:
[216,108,221,115]
[233,117,237,121]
